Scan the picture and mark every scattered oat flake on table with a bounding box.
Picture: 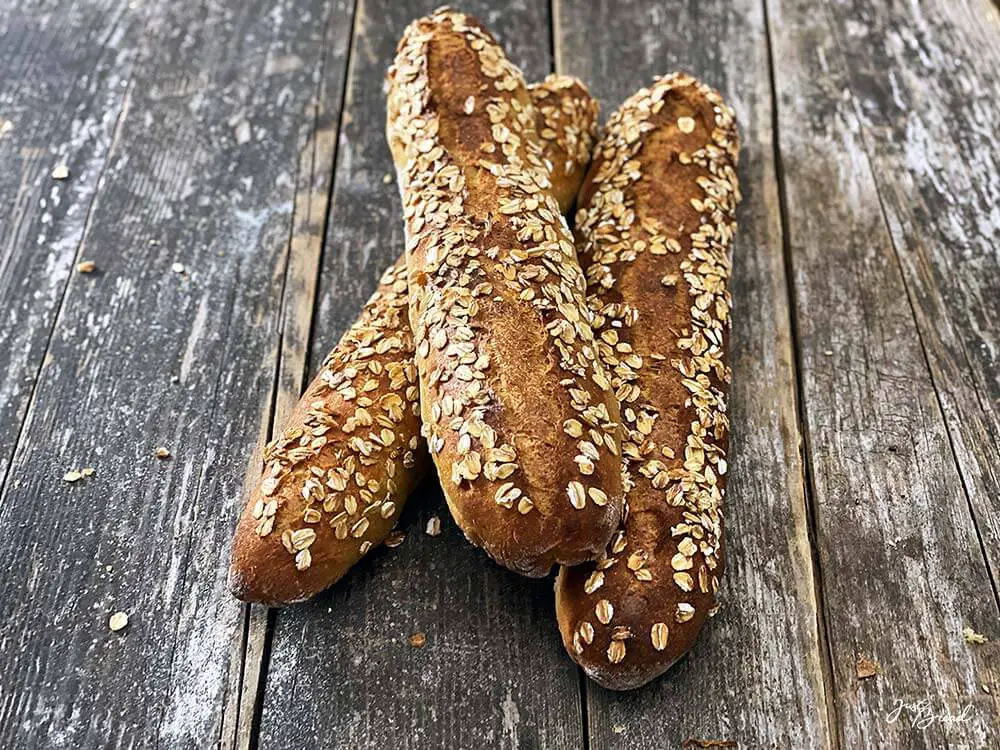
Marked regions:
[81,467,95,477]
[384,531,405,548]
[382,173,393,184]
[234,119,251,144]
[63,470,83,483]
[171,262,186,274]
[51,164,70,180]
[856,654,879,679]
[109,612,129,632]
[963,626,988,644]
[77,260,97,273]
[425,516,441,536]
[155,447,171,459]
[408,632,426,648]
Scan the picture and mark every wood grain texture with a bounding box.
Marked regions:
[0,0,136,490]
[554,1,832,747]
[768,0,1000,745]
[0,1,351,747]
[822,0,1000,607]
[254,1,589,748]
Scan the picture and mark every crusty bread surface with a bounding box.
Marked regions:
[229,64,599,603]
[555,73,740,689]
[386,9,623,577]
[229,259,421,604]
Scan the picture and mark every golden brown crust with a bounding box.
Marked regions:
[528,75,599,215]
[387,9,623,577]
[555,73,741,688]
[229,67,599,604]
[229,259,422,604]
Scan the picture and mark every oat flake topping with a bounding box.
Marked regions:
[386,9,621,538]
[253,260,420,570]
[568,72,740,665]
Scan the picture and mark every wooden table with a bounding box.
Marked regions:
[2,1,998,747]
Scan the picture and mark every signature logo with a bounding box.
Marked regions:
[885,699,976,729]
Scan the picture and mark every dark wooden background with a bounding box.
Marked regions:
[1,0,997,748]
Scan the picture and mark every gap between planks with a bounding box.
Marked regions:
[231,1,361,748]
[761,1,842,745]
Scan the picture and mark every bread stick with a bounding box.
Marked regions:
[386,9,622,576]
[555,73,740,688]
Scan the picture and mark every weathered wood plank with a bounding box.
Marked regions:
[0,1,351,747]
[768,0,999,745]
[553,1,833,748]
[0,0,135,489]
[255,2,589,748]
[823,0,1000,607]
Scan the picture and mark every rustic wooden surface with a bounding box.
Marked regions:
[0,0,353,746]
[0,1,996,748]
[770,0,999,746]
[0,0,135,489]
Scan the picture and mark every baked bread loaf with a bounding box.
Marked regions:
[228,72,599,604]
[386,9,623,577]
[229,258,421,604]
[555,74,740,689]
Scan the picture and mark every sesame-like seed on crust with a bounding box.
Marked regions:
[595,599,614,625]
[651,622,669,651]
[584,570,605,594]
[607,640,626,664]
